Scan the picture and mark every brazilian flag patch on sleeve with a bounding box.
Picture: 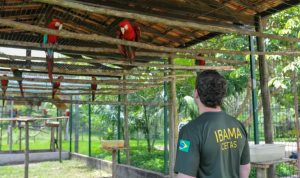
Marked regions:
[179,139,190,152]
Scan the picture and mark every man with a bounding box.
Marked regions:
[174,70,251,178]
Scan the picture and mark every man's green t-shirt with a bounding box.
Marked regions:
[174,111,250,178]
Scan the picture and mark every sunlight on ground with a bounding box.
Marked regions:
[0,160,111,178]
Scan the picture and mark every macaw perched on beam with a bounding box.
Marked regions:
[1,74,9,106]
[91,76,97,101]
[195,53,205,75]
[52,76,63,99]
[117,19,141,64]
[11,69,24,97]
[43,20,63,84]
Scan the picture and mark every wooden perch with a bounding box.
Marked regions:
[0,60,234,76]
[33,0,300,43]
[0,53,241,69]
[0,51,248,65]
[5,91,136,96]
[1,86,150,92]
[0,76,173,86]
[0,95,172,106]
[0,20,300,57]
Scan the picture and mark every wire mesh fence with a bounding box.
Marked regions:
[1,97,299,177]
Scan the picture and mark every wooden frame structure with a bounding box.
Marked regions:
[0,0,300,177]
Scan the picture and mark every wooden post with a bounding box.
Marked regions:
[256,168,267,178]
[24,122,29,178]
[168,57,177,177]
[290,43,300,172]
[112,150,117,178]
[123,75,130,165]
[255,16,276,178]
[51,127,55,152]
[19,127,22,150]
[59,119,62,163]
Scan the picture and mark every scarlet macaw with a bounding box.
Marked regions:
[11,69,24,97]
[1,74,9,106]
[43,109,48,126]
[117,19,141,64]
[196,53,205,75]
[91,76,97,101]
[43,20,63,84]
[52,76,63,99]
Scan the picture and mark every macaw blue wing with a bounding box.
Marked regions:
[43,34,48,44]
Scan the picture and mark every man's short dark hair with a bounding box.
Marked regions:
[195,70,227,108]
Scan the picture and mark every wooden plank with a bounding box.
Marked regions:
[251,158,297,165]
[30,0,300,43]
[100,147,130,151]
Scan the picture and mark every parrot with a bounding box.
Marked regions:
[11,69,24,97]
[91,76,97,101]
[43,20,63,84]
[43,109,48,126]
[1,74,9,107]
[66,109,70,117]
[196,53,205,75]
[117,19,141,64]
[52,76,63,99]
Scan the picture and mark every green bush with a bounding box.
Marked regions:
[249,163,298,178]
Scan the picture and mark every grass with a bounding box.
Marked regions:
[0,160,111,178]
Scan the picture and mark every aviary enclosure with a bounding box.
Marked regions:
[0,0,299,178]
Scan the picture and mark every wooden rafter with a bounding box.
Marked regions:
[30,0,300,43]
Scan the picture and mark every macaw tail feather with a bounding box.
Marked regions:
[2,99,5,107]
[52,90,56,99]
[125,46,136,64]
[18,82,24,97]
[92,91,95,101]
[47,59,54,84]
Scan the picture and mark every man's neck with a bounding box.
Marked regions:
[199,106,222,115]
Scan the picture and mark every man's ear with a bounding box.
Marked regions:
[194,89,199,99]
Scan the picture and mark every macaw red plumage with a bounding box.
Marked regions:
[44,20,63,84]
[117,19,141,64]
[196,53,205,66]
[11,69,24,97]
[66,109,70,116]
[1,74,9,106]
[52,76,63,99]
[91,76,97,101]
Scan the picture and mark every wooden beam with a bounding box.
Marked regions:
[0,53,237,69]
[0,61,235,76]
[1,86,149,92]
[5,91,136,96]
[0,36,299,57]
[0,76,175,86]
[31,0,300,43]
[0,51,249,65]
[0,95,172,106]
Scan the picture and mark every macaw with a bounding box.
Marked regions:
[43,20,63,84]
[196,53,205,75]
[66,109,70,116]
[43,109,48,126]
[91,76,97,101]
[11,69,24,97]
[52,76,63,99]
[117,19,141,64]
[1,74,9,107]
